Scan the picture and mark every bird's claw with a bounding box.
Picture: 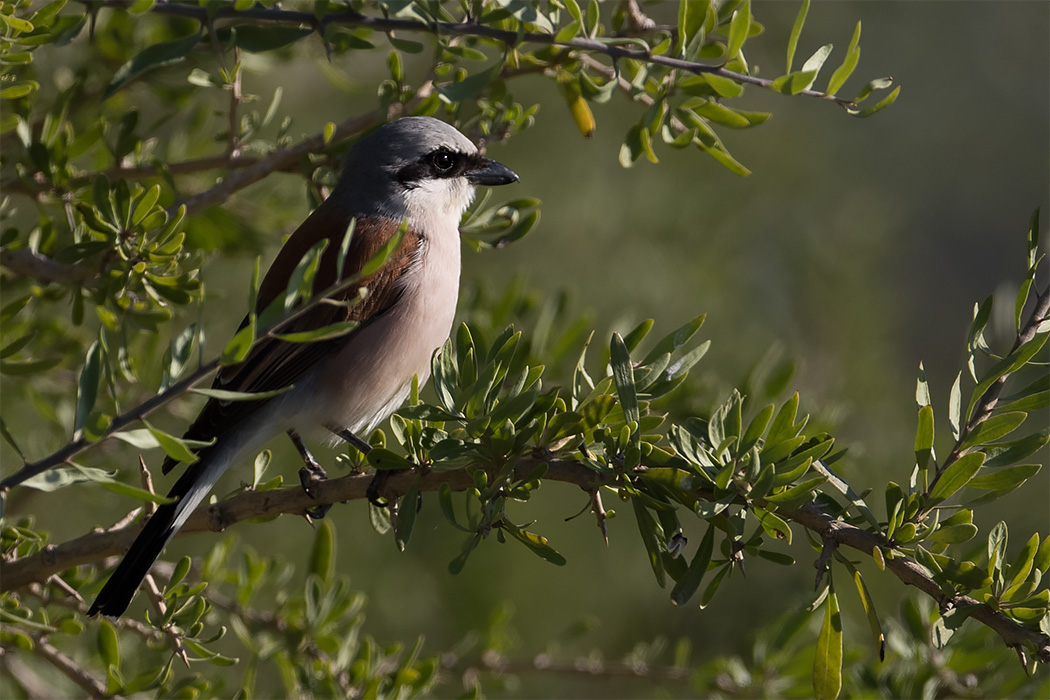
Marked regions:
[298,457,328,500]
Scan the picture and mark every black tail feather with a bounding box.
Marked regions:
[88,463,204,618]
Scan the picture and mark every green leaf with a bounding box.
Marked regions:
[984,429,1049,467]
[826,21,861,95]
[967,463,1040,491]
[813,586,842,700]
[436,62,502,104]
[273,320,359,344]
[697,140,752,175]
[619,124,645,167]
[852,76,894,103]
[767,392,801,444]
[925,523,979,545]
[168,556,192,590]
[701,73,744,97]
[785,0,810,72]
[726,0,751,60]
[252,450,270,489]
[670,525,715,606]
[695,101,751,128]
[740,404,774,455]
[388,35,424,53]
[97,619,120,670]
[610,333,640,449]
[282,240,328,312]
[105,32,201,99]
[928,452,985,505]
[848,85,901,117]
[500,0,554,32]
[221,317,255,366]
[308,519,335,584]
[367,448,412,471]
[0,417,26,462]
[771,69,818,95]
[1006,533,1041,593]
[915,361,932,407]
[914,405,935,468]
[622,319,654,354]
[74,338,103,436]
[949,372,963,440]
[755,506,792,544]
[190,386,292,402]
[395,478,420,552]
[764,474,827,504]
[852,570,885,661]
[699,564,730,609]
[99,479,176,504]
[801,43,833,78]
[504,522,567,566]
[0,82,39,99]
[143,420,201,465]
[960,411,1026,449]
[633,499,667,587]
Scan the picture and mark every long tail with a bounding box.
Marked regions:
[88,450,231,618]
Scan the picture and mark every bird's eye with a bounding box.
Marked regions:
[431,151,456,172]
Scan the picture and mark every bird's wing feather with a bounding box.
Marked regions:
[162,205,422,474]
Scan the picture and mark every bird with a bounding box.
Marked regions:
[88,116,519,617]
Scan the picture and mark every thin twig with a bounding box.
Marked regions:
[74,0,856,108]
[31,634,109,698]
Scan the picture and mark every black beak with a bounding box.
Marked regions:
[466,158,519,186]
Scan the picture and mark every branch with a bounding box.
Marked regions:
[3,458,1047,664]
[30,634,109,698]
[926,285,1050,505]
[172,109,386,216]
[171,80,435,216]
[0,248,99,289]
[80,1,855,108]
[782,502,1050,664]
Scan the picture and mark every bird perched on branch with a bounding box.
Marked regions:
[89,116,519,617]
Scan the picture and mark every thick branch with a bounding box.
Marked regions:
[3,459,1046,664]
[780,502,1050,663]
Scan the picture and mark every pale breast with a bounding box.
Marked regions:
[310,222,462,435]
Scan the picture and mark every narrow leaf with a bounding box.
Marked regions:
[143,420,201,464]
[74,339,103,435]
[852,570,885,660]
[825,22,861,95]
[308,520,335,584]
[928,452,985,505]
[785,0,810,72]
[671,525,715,606]
[610,333,641,449]
[813,588,842,700]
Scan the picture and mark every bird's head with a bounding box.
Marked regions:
[337,117,518,226]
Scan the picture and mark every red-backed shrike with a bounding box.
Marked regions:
[89,117,518,617]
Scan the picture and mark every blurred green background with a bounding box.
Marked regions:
[5,1,1048,696]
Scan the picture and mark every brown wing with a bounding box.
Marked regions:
[163,201,421,474]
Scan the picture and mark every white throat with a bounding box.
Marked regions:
[402,178,476,234]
